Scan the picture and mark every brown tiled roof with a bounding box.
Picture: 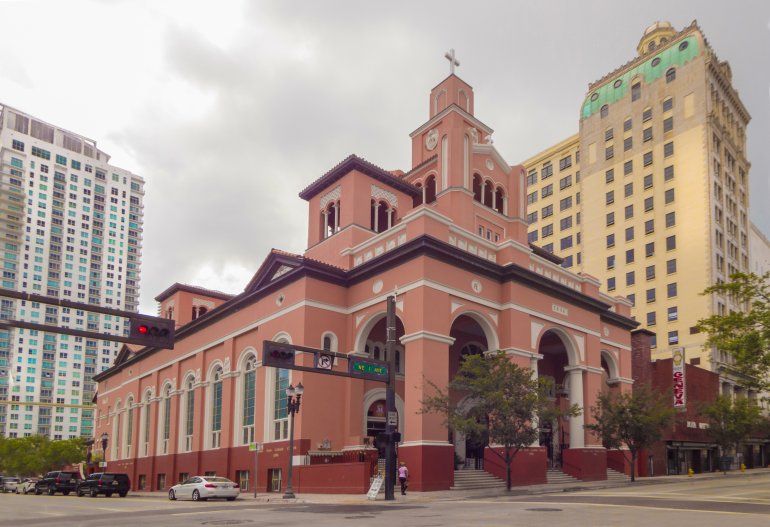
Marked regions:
[154,283,235,303]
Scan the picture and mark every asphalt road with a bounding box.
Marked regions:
[2,473,769,526]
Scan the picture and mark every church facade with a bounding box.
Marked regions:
[93,68,639,493]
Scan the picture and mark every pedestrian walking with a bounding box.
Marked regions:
[398,462,409,495]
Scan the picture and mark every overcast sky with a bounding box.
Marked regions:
[1,0,768,314]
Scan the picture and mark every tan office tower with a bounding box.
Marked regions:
[523,21,752,383]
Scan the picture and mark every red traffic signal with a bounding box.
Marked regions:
[129,315,175,349]
[262,341,296,368]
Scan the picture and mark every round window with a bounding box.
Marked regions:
[651,57,661,67]
[613,79,623,89]
[679,40,689,51]
[590,92,599,102]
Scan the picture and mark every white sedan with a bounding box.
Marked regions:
[168,476,240,501]
[16,478,38,494]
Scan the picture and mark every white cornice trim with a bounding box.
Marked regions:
[398,440,453,448]
[472,143,512,175]
[400,331,455,345]
[340,223,407,256]
[600,338,631,352]
[410,104,494,138]
[607,377,634,385]
[501,348,543,360]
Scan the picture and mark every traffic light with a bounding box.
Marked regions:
[128,314,175,349]
[262,341,296,368]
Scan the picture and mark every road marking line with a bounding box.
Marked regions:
[463,499,769,516]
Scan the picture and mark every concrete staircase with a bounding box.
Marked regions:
[451,469,506,490]
[545,468,579,484]
[606,468,630,482]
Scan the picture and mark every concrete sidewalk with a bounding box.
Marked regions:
[129,467,770,504]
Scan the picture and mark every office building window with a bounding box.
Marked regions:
[541,163,553,179]
[606,190,614,205]
[625,204,634,219]
[560,236,573,250]
[664,142,674,157]
[626,248,634,264]
[559,155,572,171]
[560,216,572,230]
[542,204,553,218]
[663,117,673,133]
[559,175,572,190]
[608,277,616,291]
[643,108,652,122]
[607,255,616,269]
[527,170,538,186]
[662,97,673,112]
[665,188,675,204]
[542,184,553,198]
[643,127,653,142]
[528,231,538,243]
[542,224,553,238]
[624,118,632,132]
[666,259,677,274]
[527,211,538,224]
[527,192,538,204]
[646,242,655,257]
[560,196,572,211]
[668,330,679,344]
[645,219,654,234]
[666,235,676,251]
[664,165,674,181]
[605,169,614,184]
[667,282,678,298]
[562,255,574,268]
[631,83,641,101]
[625,226,634,242]
[624,160,633,175]
[606,212,615,226]
[605,128,614,142]
[605,145,614,160]
[643,151,653,166]
[646,288,656,303]
[626,271,635,286]
[607,234,615,248]
[668,306,678,321]
[646,265,655,280]
[601,105,609,118]
[665,211,676,227]
[647,312,656,326]
[624,137,633,151]
[644,174,653,189]
[644,196,654,211]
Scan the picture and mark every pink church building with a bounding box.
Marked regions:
[93,69,640,494]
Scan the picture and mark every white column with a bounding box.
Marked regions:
[334,201,340,232]
[373,203,380,232]
[530,356,540,447]
[492,189,497,211]
[567,366,585,449]
[422,186,426,204]
[322,210,329,238]
[387,208,393,229]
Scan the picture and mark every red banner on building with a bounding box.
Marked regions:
[672,347,686,410]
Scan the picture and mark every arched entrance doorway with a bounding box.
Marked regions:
[448,313,492,470]
[366,399,400,458]
[537,330,576,468]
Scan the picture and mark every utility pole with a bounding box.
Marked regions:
[384,294,397,501]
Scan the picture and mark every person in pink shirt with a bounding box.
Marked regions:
[398,462,409,495]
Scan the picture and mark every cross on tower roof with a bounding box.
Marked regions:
[444,48,460,75]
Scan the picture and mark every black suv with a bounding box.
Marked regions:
[76,473,130,498]
[35,471,82,496]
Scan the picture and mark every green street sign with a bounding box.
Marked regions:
[349,358,388,381]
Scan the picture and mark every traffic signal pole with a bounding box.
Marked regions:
[384,294,397,501]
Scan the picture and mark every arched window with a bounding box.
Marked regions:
[273,367,290,440]
[666,68,676,83]
[600,105,609,118]
[123,396,134,459]
[648,41,656,52]
[494,187,505,214]
[424,175,437,204]
[111,402,121,460]
[166,307,174,319]
[208,366,223,448]
[483,180,493,208]
[140,391,152,457]
[322,201,339,239]
[159,384,172,455]
[366,400,398,437]
[413,182,424,207]
[241,355,257,445]
[198,306,208,317]
[181,376,195,452]
[472,174,482,202]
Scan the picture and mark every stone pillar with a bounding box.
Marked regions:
[373,203,380,232]
[334,201,340,232]
[529,355,540,447]
[399,334,453,491]
[566,366,585,448]
[322,210,329,238]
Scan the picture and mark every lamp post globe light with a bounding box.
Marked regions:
[282,382,304,499]
[100,432,109,468]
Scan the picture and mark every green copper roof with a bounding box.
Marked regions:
[581,35,700,119]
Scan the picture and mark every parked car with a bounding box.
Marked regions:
[168,476,239,501]
[34,471,82,496]
[76,473,130,498]
[16,478,39,494]
[1,477,20,493]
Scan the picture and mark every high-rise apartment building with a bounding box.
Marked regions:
[523,21,752,380]
[0,104,144,439]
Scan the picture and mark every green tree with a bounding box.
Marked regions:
[586,384,674,482]
[421,351,580,491]
[702,395,762,473]
[0,436,87,477]
[697,272,770,390]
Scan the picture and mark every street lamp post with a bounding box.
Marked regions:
[100,432,109,468]
[282,382,304,499]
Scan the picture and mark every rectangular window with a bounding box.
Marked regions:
[605,129,614,141]
[646,288,656,303]
[665,307,678,323]
[625,204,634,219]
[55,154,67,166]
[606,212,615,226]
[527,170,538,186]
[626,271,635,286]
[663,116,673,133]
[643,151,653,166]
[624,136,633,151]
[608,277,616,291]
[561,255,573,268]
[646,265,656,280]
[647,312,656,326]
[607,255,615,269]
[528,231,538,243]
[643,108,652,122]
[605,169,614,184]
[666,259,677,274]
[624,160,633,175]
[527,191,538,204]
[560,216,572,230]
[665,188,675,204]
[667,282,677,298]
[645,219,654,234]
[559,155,572,171]
[541,184,553,198]
[644,196,654,211]
[643,127,653,142]
[560,236,573,250]
[624,118,632,132]
[542,224,553,237]
[664,141,674,157]
[605,145,614,160]
[625,226,634,242]
[541,164,553,179]
[631,83,641,101]
[662,97,673,112]
[542,204,553,218]
[646,242,655,258]
[12,139,24,151]
[559,196,572,211]
[665,211,676,227]
[527,211,538,224]
[664,165,674,181]
[644,174,653,189]
[624,182,633,197]
[666,235,676,251]
[543,243,553,253]
[559,175,572,190]
[668,331,679,344]
[606,191,614,205]
[626,248,634,264]
[628,293,635,306]
[606,234,615,248]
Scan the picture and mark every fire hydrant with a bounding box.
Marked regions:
[687,468,694,477]
[740,463,746,472]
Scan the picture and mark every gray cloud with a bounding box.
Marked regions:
[97,0,770,313]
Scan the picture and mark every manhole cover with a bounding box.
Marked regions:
[525,508,563,512]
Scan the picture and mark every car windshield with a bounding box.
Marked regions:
[205,477,233,483]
